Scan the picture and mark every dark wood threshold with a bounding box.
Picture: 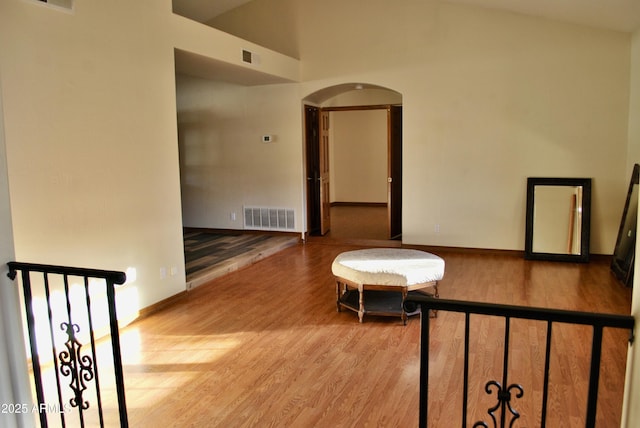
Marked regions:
[183,227,301,240]
[305,236,401,248]
[330,202,387,207]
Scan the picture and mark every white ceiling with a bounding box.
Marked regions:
[173,0,640,85]
[174,0,640,32]
[445,0,640,33]
[174,49,295,85]
[173,0,254,23]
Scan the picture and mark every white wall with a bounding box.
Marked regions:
[329,109,387,203]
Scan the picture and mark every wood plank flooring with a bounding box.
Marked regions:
[184,205,391,288]
[184,229,299,287]
[119,244,633,427]
[325,205,389,240]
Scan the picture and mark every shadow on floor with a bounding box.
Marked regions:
[184,205,396,286]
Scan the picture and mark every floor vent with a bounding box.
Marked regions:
[244,207,295,231]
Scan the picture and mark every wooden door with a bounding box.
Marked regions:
[319,110,331,235]
[305,106,321,235]
[388,105,402,240]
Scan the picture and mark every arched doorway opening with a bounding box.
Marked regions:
[303,83,403,242]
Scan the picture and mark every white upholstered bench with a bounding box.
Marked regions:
[332,248,445,324]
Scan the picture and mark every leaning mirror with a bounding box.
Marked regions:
[611,164,639,287]
[525,177,591,263]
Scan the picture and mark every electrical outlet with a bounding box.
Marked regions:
[160,267,167,279]
[435,224,441,233]
[230,212,237,221]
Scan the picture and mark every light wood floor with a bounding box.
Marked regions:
[182,205,388,288]
[324,205,389,241]
[119,244,633,427]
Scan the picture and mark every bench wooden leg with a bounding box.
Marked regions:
[401,288,408,325]
[358,286,364,323]
[432,283,439,318]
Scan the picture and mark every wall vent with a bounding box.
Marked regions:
[244,207,295,231]
[242,49,253,64]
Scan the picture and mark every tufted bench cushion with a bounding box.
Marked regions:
[332,248,445,324]
[332,248,444,287]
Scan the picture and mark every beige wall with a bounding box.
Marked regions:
[176,75,303,230]
[0,0,186,315]
[0,0,639,424]
[329,109,387,204]
[0,0,633,305]
[207,0,300,59]
[191,0,633,254]
[295,2,630,253]
[0,0,300,318]
[0,75,33,428]
[622,28,640,428]
[628,30,640,171]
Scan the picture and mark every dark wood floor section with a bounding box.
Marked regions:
[123,243,633,427]
[184,229,299,286]
[184,206,392,286]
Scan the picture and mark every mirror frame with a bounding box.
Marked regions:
[525,177,592,263]
[610,164,639,287]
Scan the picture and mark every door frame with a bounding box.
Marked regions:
[304,104,402,239]
[304,105,321,236]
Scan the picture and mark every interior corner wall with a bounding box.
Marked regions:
[206,0,300,59]
[628,30,640,170]
[329,109,387,204]
[176,75,303,230]
[0,75,34,428]
[621,27,640,428]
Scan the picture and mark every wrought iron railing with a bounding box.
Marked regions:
[404,295,635,428]
[7,262,128,428]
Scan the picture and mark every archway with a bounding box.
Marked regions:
[302,83,403,241]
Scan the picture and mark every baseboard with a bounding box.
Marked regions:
[400,244,524,257]
[400,244,612,263]
[136,290,188,321]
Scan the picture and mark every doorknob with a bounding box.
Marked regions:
[388,177,393,183]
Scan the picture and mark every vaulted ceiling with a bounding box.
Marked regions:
[173,0,640,32]
[173,0,254,24]
[446,0,640,32]
[172,0,640,85]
